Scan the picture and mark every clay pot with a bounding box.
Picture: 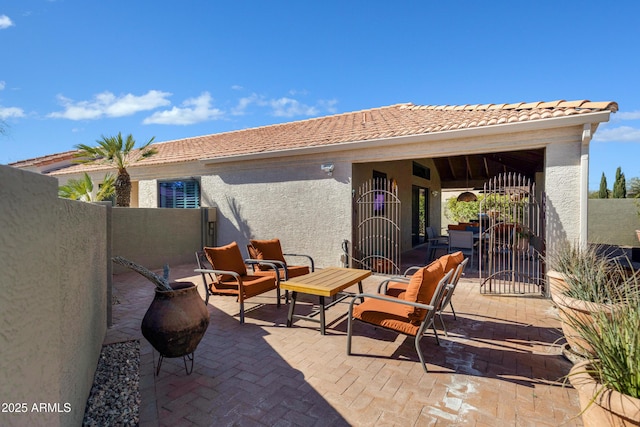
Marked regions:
[547,270,569,297]
[569,361,640,426]
[551,290,618,358]
[141,281,209,358]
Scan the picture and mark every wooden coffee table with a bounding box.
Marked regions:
[280,267,372,335]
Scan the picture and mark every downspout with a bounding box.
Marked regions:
[580,123,591,248]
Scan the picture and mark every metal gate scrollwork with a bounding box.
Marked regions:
[479,173,545,295]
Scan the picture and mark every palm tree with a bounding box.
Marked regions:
[74,133,157,207]
[59,172,115,202]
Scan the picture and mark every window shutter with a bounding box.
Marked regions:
[159,180,200,208]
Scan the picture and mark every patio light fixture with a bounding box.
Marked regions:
[321,162,334,176]
[457,191,478,202]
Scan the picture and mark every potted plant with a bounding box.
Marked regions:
[112,256,210,375]
[548,242,628,358]
[565,269,640,426]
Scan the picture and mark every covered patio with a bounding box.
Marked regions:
[106,259,582,426]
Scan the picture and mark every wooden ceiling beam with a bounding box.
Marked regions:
[447,157,457,180]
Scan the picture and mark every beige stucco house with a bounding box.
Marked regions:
[11,100,618,268]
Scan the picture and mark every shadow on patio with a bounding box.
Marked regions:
[107,262,583,426]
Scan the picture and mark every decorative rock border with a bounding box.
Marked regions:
[83,340,140,426]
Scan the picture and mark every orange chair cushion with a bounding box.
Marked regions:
[217,274,276,299]
[403,260,444,323]
[448,224,467,231]
[204,242,247,281]
[436,254,451,272]
[249,239,287,270]
[439,251,464,273]
[254,265,310,280]
[352,297,420,336]
[385,281,408,299]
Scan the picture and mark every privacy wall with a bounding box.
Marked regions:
[111,207,208,274]
[588,198,640,247]
[0,165,108,427]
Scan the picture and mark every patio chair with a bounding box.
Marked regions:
[195,242,280,324]
[379,251,464,299]
[378,252,467,336]
[448,230,476,269]
[246,238,315,281]
[346,262,454,373]
[426,226,449,263]
[247,238,315,303]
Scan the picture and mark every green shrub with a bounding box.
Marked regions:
[444,197,480,223]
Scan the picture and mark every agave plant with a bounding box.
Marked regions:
[112,256,173,292]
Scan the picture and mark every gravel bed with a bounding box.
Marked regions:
[83,340,140,426]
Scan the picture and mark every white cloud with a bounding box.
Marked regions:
[143,92,224,125]
[232,92,337,118]
[232,93,260,116]
[617,111,640,120]
[231,85,244,91]
[0,106,25,119]
[0,81,5,90]
[0,15,14,29]
[269,97,318,117]
[593,125,640,142]
[48,90,172,120]
[318,98,339,114]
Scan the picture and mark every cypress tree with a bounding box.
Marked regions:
[612,167,627,198]
[598,172,608,198]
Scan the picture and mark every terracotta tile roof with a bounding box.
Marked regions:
[14,100,617,175]
[8,150,78,169]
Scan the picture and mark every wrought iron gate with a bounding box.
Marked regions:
[353,178,401,275]
[479,173,545,295]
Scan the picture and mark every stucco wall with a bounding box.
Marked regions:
[544,139,582,252]
[0,165,107,427]
[589,199,640,247]
[138,179,157,207]
[199,155,352,268]
[111,207,204,274]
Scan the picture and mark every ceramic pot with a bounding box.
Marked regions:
[141,281,209,358]
[569,361,640,426]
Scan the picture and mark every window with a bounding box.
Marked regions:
[413,162,430,180]
[158,180,200,208]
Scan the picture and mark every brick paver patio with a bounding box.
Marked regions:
[106,261,583,426]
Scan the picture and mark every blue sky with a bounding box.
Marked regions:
[1,1,639,190]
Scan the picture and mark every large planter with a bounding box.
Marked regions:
[547,269,569,297]
[569,361,640,426]
[551,290,612,358]
[141,281,210,374]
